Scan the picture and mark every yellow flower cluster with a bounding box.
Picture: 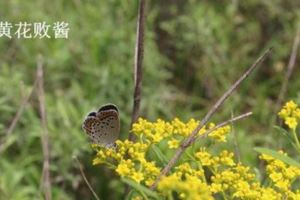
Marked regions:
[210,164,257,198]
[158,174,212,200]
[195,148,235,169]
[157,162,213,199]
[209,123,231,142]
[278,100,300,130]
[93,139,160,186]
[132,118,231,147]
[260,151,300,193]
[159,148,300,199]
[92,118,231,197]
[91,106,300,199]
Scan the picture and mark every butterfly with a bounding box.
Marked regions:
[82,104,120,147]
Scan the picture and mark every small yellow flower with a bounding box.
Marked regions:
[269,172,283,182]
[219,150,235,166]
[157,174,179,191]
[115,159,133,176]
[176,163,193,175]
[278,100,300,130]
[285,117,297,129]
[275,179,289,191]
[168,138,180,149]
[209,125,231,142]
[295,108,300,118]
[195,149,213,166]
[131,171,144,183]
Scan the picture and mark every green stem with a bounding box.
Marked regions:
[292,129,300,152]
[167,191,174,200]
[139,190,149,200]
[221,191,228,200]
[105,161,116,169]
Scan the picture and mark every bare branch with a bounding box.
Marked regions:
[5,81,37,136]
[230,112,241,163]
[0,79,38,153]
[37,57,52,200]
[198,112,252,139]
[150,112,252,189]
[129,0,146,141]
[151,48,272,189]
[275,24,300,113]
[74,156,100,200]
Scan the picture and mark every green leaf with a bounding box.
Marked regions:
[273,126,294,142]
[121,178,159,199]
[254,147,300,167]
[151,144,168,166]
[273,126,298,150]
[125,190,136,200]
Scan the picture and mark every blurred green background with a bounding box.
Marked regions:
[0,0,300,199]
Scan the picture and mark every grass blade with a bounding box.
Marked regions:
[254,147,300,167]
[151,144,168,166]
[122,178,159,199]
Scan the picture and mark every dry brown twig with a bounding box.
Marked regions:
[197,112,252,140]
[5,81,38,137]
[149,112,252,190]
[230,111,241,163]
[275,24,300,113]
[37,58,52,200]
[0,79,38,153]
[150,48,273,189]
[129,0,146,141]
[74,156,101,200]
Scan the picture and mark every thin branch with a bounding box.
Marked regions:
[230,111,241,163]
[5,80,37,137]
[198,112,252,139]
[74,156,100,200]
[150,112,252,189]
[37,58,52,200]
[151,48,272,189]
[0,79,38,153]
[275,24,300,113]
[129,0,146,141]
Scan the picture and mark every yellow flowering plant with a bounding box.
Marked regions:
[91,101,300,200]
[278,100,300,152]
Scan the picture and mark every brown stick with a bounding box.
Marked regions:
[197,112,252,139]
[275,24,300,113]
[129,0,146,141]
[74,156,100,200]
[150,112,252,189]
[0,80,38,153]
[230,112,241,163]
[5,80,37,136]
[150,48,272,189]
[37,58,52,200]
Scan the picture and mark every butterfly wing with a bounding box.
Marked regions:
[82,112,104,144]
[95,105,120,145]
[82,104,120,146]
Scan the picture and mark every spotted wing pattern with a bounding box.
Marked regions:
[82,104,120,147]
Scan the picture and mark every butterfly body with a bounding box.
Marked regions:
[82,104,120,147]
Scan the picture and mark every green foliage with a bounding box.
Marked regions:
[254,147,300,168]
[122,178,159,199]
[0,0,300,199]
[0,1,170,199]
